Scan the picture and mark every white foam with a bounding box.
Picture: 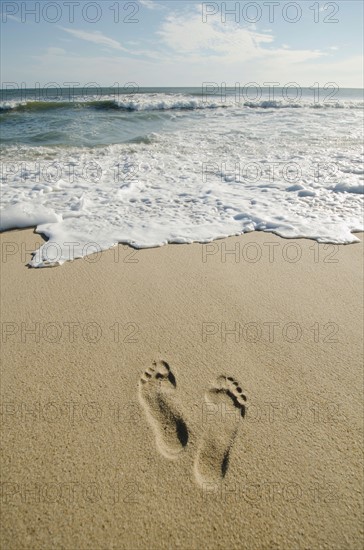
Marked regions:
[0,203,61,231]
[113,94,225,111]
[1,94,363,112]
[0,99,28,111]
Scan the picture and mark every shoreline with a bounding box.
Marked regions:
[1,228,363,549]
[1,225,363,268]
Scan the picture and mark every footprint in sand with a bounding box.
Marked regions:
[138,361,189,459]
[194,376,247,486]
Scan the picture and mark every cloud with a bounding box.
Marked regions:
[58,26,164,60]
[158,15,273,60]
[59,27,128,52]
[158,11,325,65]
[139,0,163,10]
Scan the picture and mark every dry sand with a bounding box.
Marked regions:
[1,228,363,549]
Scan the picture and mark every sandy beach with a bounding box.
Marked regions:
[1,228,363,549]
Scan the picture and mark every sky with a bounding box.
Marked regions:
[1,0,363,88]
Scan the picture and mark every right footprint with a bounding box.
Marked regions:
[194,376,247,486]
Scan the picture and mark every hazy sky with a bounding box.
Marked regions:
[1,0,363,87]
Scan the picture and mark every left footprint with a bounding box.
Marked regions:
[138,361,189,459]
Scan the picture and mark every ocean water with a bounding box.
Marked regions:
[0,86,363,267]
